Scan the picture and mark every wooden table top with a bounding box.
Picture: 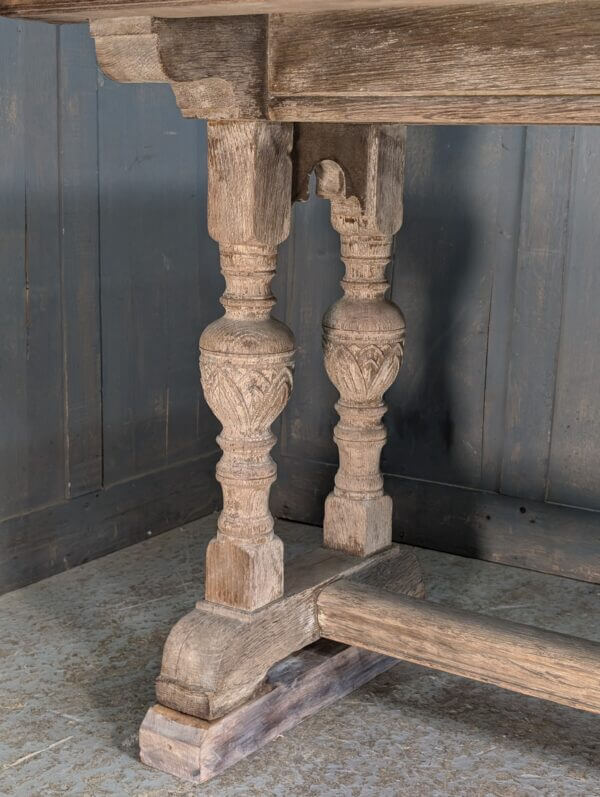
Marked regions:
[3,0,600,125]
[0,0,564,22]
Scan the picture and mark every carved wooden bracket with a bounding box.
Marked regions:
[91,15,267,119]
[292,122,405,224]
[292,123,373,208]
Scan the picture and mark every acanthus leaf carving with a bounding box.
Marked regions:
[298,124,407,558]
[197,121,294,611]
[323,339,404,405]
[200,360,294,435]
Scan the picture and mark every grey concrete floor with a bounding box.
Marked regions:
[0,514,598,796]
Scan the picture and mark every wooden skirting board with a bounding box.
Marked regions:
[0,452,220,595]
[272,454,600,584]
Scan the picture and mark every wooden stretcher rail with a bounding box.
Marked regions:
[317,580,600,714]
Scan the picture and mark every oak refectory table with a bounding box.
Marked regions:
[2,0,599,783]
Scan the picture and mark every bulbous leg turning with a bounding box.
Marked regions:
[197,124,295,612]
[322,237,405,556]
[311,125,408,557]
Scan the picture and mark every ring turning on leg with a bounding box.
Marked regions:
[200,120,296,611]
[310,125,407,557]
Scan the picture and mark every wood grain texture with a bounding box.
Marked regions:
[91,16,166,82]
[9,5,600,125]
[268,3,600,125]
[0,0,567,22]
[318,580,600,713]
[270,5,600,98]
[200,121,295,610]
[142,640,397,783]
[156,544,424,719]
[6,4,600,123]
[269,95,600,126]
[91,15,267,119]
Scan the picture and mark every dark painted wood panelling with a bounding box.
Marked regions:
[98,77,220,486]
[479,127,525,493]
[547,128,600,511]
[278,182,341,463]
[58,24,103,497]
[273,455,600,584]
[274,124,600,581]
[387,126,515,488]
[500,127,574,502]
[0,20,65,520]
[0,452,219,594]
[0,19,221,593]
[0,20,27,520]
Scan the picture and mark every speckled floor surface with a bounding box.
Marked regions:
[0,513,598,796]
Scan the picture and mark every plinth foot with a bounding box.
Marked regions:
[141,640,396,783]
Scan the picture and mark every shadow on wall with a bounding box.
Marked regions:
[388,125,490,563]
[274,125,527,567]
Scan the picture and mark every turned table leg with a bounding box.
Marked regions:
[322,233,404,556]
[200,121,295,611]
[303,125,407,556]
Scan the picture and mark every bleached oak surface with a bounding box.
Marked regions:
[155,543,424,720]
[294,124,407,557]
[9,2,600,124]
[198,120,295,611]
[142,637,397,781]
[0,0,568,22]
[318,580,600,714]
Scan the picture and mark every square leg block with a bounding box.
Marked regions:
[324,493,393,556]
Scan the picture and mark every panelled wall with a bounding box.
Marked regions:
[272,125,600,582]
[1,19,599,592]
[0,19,222,593]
